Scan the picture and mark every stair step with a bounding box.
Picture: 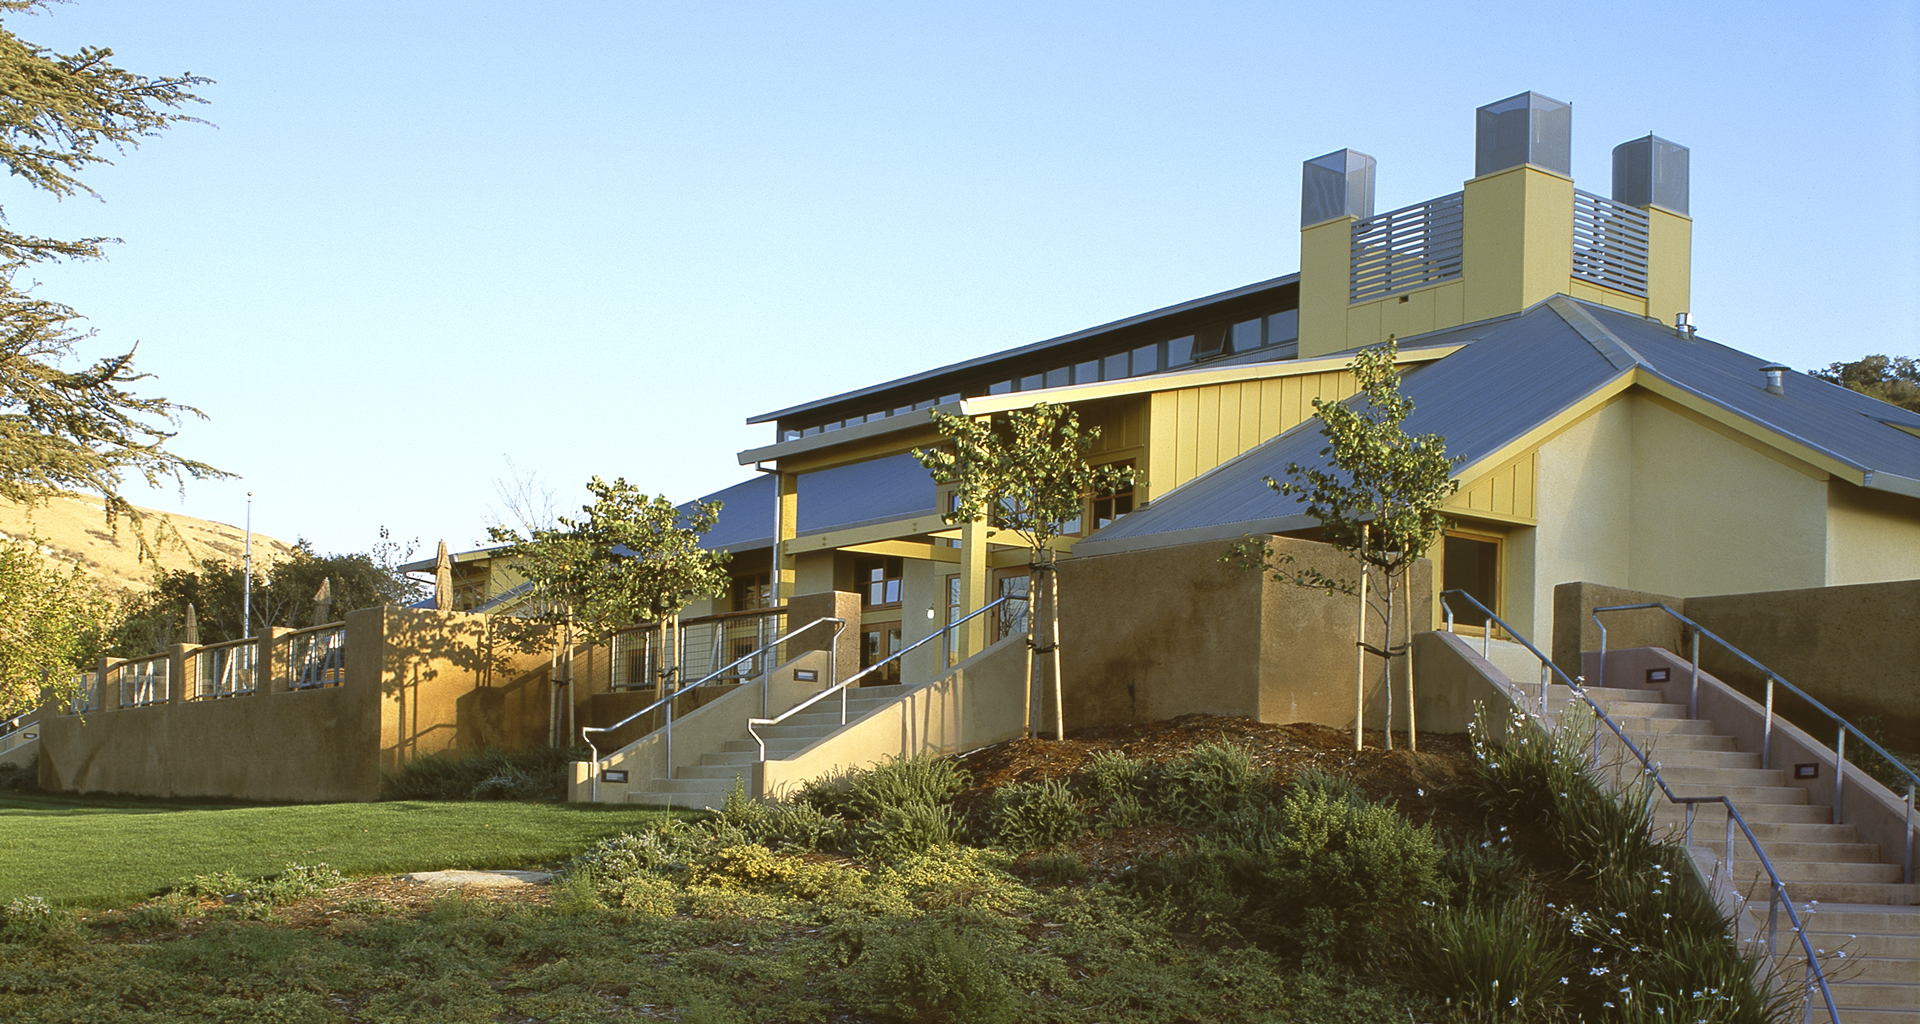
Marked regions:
[1715,840,1884,864]
[1633,748,1762,770]
[1544,683,1672,704]
[1795,906,1920,934]
[1610,715,1721,736]
[1616,731,1740,753]
[677,763,759,781]
[1801,978,1920,1013]
[644,777,739,795]
[1658,801,1834,826]
[1802,931,1920,958]
[1650,764,1790,789]
[1760,881,1920,905]
[1727,860,1905,886]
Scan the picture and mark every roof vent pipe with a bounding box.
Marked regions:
[1760,363,1788,396]
[1674,312,1695,338]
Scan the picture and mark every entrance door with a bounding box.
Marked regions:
[1442,533,1500,631]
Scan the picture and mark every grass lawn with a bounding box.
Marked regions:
[0,792,691,908]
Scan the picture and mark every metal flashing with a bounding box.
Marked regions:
[1544,295,1647,371]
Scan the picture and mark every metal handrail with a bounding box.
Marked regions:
[1441,591,1838,1024]
[747,597,1009,762]
[1595,601,1918,888]
[0,711,35,758]
[583,615,847,801]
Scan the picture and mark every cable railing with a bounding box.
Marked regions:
[1440,591,1838,1024]
[610,606,788,691]
[280,624,347,690]
[583,616,847,802]
[748,597,1008,762]
[1595,602,1917,887]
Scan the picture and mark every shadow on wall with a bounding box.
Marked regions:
[1058,535,1432,733]
[376,607,560,774]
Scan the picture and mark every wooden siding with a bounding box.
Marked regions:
[1145,370,1357,499]
[1446,451,1537,523]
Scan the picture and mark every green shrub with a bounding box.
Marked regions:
[0,753,37,792]
[845,910,1022,1023]
[1438,840,1529,910]
[1403,898,1574,1021]
[1554,772,1660,880]
[380,745,582,801]
[1605,932,1791,1024]
[853,801,955,862]
[182,862,343,915]
[802,754,969,823]
[1156,740,1270,824]
[1469,701,1592,829]
[1023,850,1091,885]
[985,778,1088,852]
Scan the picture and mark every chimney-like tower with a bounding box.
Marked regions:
[1295,93,1693,360]
[1612,134,1693,329]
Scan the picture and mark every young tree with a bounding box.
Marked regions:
[1231,339,1458,751]
[487,477,730,691]
[0,2,225,530]
[914,402,1132,740]
[0,540,114,718]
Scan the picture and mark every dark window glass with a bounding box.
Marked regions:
[1044,367,1069,388]
[1167,336,1194,366]
[940,393,962,405]
[1074,359,1100,384]
[1019,373,1043,391]
[1092,459,1137,530]
[1131,344,1159,375]
[854,556,904,607]
[732,573,771,612]
[988,380,1012,395]
[1103,352,1128,379]
[1268,308,1299,343]
[1232,319,1262,351]
[1443,535,1500,629]
[860,627,903,686]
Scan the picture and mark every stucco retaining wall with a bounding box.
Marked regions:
[1058,535,1431,733]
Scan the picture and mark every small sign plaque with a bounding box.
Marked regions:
[795,670,819,682]
[1646,668,1670,683]
[1793,763,1818,780]
[602,770,629,784]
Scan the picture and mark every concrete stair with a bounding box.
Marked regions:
[623,684,915,810]
[1786,905,1920,1022]
[1538,677,1917,1019]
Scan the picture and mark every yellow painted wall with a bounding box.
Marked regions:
[1447,452,1537,522]
[1643,208,1692,329]
[1297,217,1356,359]
[1825,483,1920,585]
[1626,397,1828,596]
[1529,399,1637,640]
[1462,165,1575,324]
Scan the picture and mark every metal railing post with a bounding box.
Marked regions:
[1763,677,1775,771]
[1833,725,1846,826]
[1688,629,1700,719]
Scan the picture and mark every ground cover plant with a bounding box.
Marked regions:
[0,715,1799,1023]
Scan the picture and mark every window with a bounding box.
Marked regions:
[1103,352,1128,380]
[1193,323,1230,360]
[1232,318,1262,352]
[732,573,771,612]
[1166,335,1194,367]
[989,380,1012,395]
[1092,460,1136,530]
[1442,533,1501,631]
[993,572,1029,642]
[854,555,903,607]
[860,627,902,686]
[1044,367,1069,388]
[944,574,962,666]
[1131,343,1159,375]
[1074,359,1099,384]
[1019,372,1043,391]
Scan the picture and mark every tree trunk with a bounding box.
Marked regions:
[1383,569,1394,752]
[1404,570,1417,752]
[1048,554,1064,742]
[1353,524,1369,752]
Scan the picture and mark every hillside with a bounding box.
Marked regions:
[0,492,299,593]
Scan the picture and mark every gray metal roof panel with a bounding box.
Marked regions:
[1581,305,1920,481]
[691,453,938,553]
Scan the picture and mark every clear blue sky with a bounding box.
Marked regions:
[14,0,1918,559]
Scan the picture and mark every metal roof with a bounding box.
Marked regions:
[693,453,939,553]
[746,274,1300,425]
[1078,295,1920,554]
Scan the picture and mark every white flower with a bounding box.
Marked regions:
[1590,967,1610,976]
